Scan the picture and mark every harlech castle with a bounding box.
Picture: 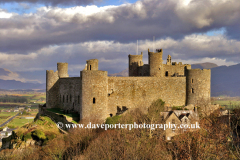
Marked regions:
[46,49,211,121]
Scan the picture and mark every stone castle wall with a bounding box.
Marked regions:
[58,77,81,113]
[163,63,191,77]
[107,76,186,116]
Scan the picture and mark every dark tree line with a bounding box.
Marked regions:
[0,95,29,103]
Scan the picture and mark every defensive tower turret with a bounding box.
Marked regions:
[57,62,69,78]
[86,59,98,71]
[148,49,163,77]
[186,69,211,106]
[128,52,143,76]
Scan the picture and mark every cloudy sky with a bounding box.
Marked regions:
[0,0,240,83]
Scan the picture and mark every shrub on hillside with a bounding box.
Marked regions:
[147,99,165,120]
[32,129,46,140]
[23,132,32,141]
[105,115,121,125]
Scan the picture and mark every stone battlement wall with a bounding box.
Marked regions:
[38,106,73,131]
[107,76,186,116]
[163,64,191,77]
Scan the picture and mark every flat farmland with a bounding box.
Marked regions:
[0,112,18,124]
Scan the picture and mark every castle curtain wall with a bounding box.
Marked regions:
[107,77,186,116]
[58,77,81,113]
[163,64,191,77]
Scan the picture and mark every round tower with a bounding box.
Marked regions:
[57,62,69,78]
[80,70,108,121]
[148,49,163,77]
[128,52,143,76]
[186,69,211,106]
[87,59,98,71]
[46,70,59,108]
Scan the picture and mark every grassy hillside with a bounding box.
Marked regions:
[0,99,238,159]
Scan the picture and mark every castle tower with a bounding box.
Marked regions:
[128,52,143,76]
[148,49,163,77]
[80,70,108,121]
[46,62,69,108]
[57,62,69,78]
[80,59,108,121]
[87,59,98,71]
[46,70,59,108]
[186,69,211,106]
[166,55,171,65]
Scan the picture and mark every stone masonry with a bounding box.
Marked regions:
[46,49,211,121]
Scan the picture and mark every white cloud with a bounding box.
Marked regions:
[0,9,14,18]
[0,68,42,83]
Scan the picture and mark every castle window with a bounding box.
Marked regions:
[191,88,194,93]
[90,65,92,70]
[93,97,96,104]
[122,106,128,112]
[191,79,194,83]
[67,95,68,103]
[117,106,121,113]
[165,71,168,77]
[159,68,160,70]
[63,95,65,103]
[70,95,72,102]
[110,114,113,117]
[60,95,61,102]
[78,95,80,104]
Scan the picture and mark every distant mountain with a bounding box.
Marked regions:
[0,79,45,90]
[211,64,240,97]
[108,68,128,77]
[191,62,218,69]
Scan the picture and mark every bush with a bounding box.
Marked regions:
[24,132,32,141]
[22,110,30,115]
[16,130,24,140]
[32,129,46,140]
[148,99,165,120]
[105,115,121,125]
[46,132,56,141]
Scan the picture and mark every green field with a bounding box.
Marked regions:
[212,96,240,109]
[0,112,18,124]
[0,93,45,111]
[213,100,240,106]
[7,116,34,128]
